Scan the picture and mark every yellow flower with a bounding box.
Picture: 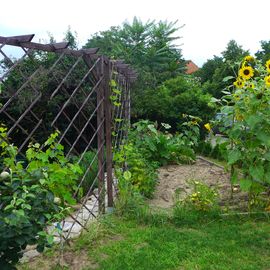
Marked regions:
[265,75,270,87]
[239,66,254,80]
[204,123,211,132]
[247,82,255,89]
[244,55,254,62]
[233,79,244,88]
[265,60,270,73]
[235,113,243,121]
[233,94,240,101]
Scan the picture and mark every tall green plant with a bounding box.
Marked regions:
[218,56,270,209]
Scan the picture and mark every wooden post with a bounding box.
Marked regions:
[104,58,114,209]
[97,56,105,214]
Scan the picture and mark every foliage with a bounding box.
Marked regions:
[217,55,270,208]
[0,29,93,147]
[255,40,270,64]
[0,127,82,268]
[113,119,199,202]
[173,180,220,226]
[114,142,157,199]
[71,150,98,196]
[136,75,214,128]
[85,17,186,120]
[196,140,227,161]
[197,40,249,98]
[85,17,185,85]
[129,119,198,166]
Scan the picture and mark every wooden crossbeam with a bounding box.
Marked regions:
[0,34,35,44]
[0,35,99,57]
[51,42,69,50]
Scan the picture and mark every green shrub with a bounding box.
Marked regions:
[129,120,197,166]
[135,75,214,130]
[0,128,82,268]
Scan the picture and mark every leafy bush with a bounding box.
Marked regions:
[0,127,82,268]
[135,75,214,130]
[129,120,197,166]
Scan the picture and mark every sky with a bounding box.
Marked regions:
[1,0,270,67]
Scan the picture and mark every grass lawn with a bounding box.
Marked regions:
[20,212,270,270]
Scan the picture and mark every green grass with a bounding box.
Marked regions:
[20,212,270,270]
[88,215,270,270]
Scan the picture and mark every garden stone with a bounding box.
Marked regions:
[21,250,40,263]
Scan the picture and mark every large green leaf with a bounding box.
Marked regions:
[246,115,261,129]
[256,131,270,147]
[249,164,264,181]
[227,149,241,165]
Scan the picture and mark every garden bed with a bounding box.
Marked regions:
[149,157,248,210]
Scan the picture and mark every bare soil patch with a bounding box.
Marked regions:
[22,250,99,270]
[150,157,248,209]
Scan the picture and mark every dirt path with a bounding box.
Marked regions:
[149,157,248,209]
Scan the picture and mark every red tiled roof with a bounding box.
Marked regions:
[185,60,199,74]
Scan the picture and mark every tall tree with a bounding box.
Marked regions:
[85,17,186,119]
[85,17,185,86]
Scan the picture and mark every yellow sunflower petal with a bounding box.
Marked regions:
[265,75,270,87]
[265,59,270,73]
[204,123,211,132]
[244,55,254,62]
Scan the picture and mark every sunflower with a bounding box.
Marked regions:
[265,59,270,73]
[204,123,211,132]
[265,75,270,87]
[233,94,240,101]
[239,66,254,80]
[233,79,244,88]
[235,112,243,121]
[244,55,254,62]
[247,82,255,89]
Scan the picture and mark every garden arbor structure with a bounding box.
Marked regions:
[0,34,137,239]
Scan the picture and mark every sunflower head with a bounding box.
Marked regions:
[265,75,270,87]
[247,82,255,89]
[233,79,244,88]
[244,55,255,62]
[265,60,270,73]
[239,66,254,80]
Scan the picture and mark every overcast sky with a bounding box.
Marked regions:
[1,0,270,66]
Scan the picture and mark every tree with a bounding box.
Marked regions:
[221,40,249,63]
[195,56,223,84]
[197,40,249,98]
[255,40,270,64]
[136,75,214,130]
[85,17,186,119]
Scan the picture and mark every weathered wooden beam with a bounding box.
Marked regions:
[51,42,69,50]
[0,34,35,44]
